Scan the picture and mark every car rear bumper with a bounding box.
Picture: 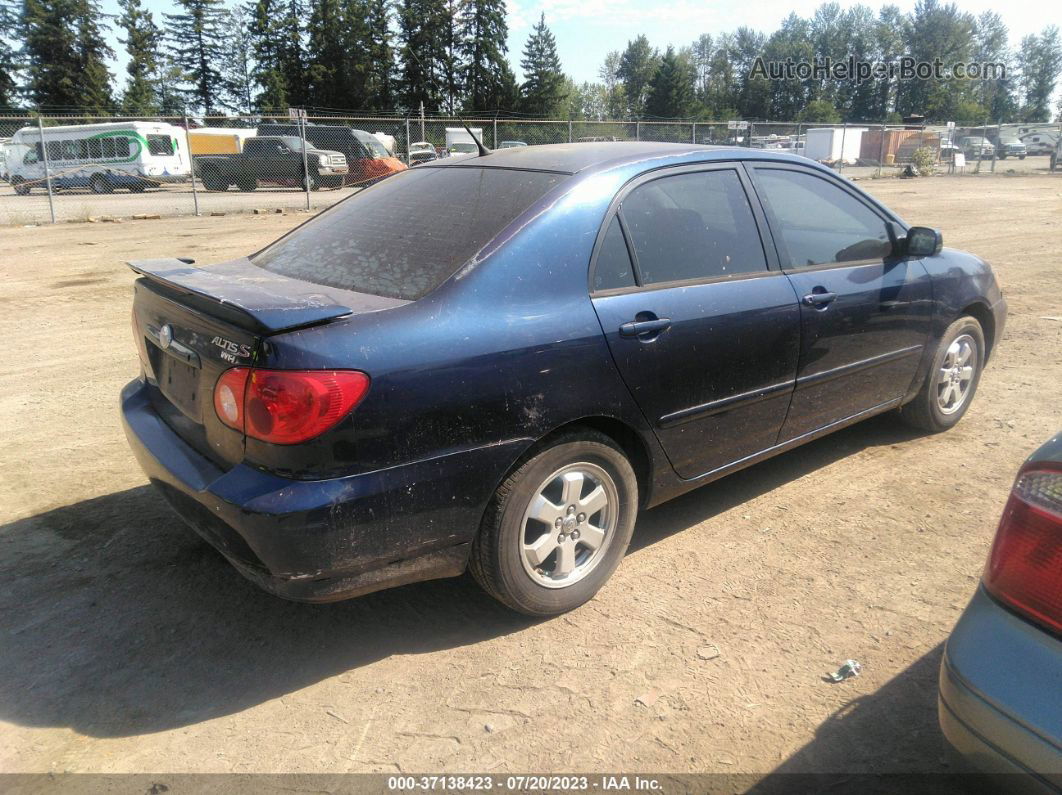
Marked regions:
[120,378,526,602]
[938,587,1062,791]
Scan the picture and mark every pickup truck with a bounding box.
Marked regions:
[194,136,348,192]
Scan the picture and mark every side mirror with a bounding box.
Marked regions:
[905,226,943,257]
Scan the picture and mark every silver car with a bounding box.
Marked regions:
[939,431,1062,790]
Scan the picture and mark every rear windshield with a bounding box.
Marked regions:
[251,166,566,300]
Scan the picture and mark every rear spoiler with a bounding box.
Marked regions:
[128,258,355,334]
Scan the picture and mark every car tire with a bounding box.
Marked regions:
[237,176,257,192]
[469,430,638,616]
[305,171,320,191]
[1019,155,1026,160]
[900,315,985,433]
[11,176,29,195]
[90,174,112,194]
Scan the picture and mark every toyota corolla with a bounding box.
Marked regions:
[122,143,1006,616]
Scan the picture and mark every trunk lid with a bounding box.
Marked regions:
[129,257,404,467]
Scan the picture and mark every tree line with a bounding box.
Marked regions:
[0,0,1059,123]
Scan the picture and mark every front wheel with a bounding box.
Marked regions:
[90,174,112,194]
[899,316,985,433]
[469,431,638,616]
[11,176,29,195]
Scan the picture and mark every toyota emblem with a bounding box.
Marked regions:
[159,324,173,350]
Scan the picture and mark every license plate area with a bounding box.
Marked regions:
[148,341,202,422]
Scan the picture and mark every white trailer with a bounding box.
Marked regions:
[804,127,867,164]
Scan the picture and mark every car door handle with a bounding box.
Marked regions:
[619,318,672,337]
[803,291,838,307]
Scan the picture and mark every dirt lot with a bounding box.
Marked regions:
[0,174,1060,781]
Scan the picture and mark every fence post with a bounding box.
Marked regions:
[299,112,311,211]
[838,122,847,173]
[37,115,56,224]
[405,116,411,163]
[493,117,498,149]
[796,122,802,157]
[691,122,696,144]
[182,115,200,217]
[877,123,886,178]
[990,122,999,173]
[635,120,640,141]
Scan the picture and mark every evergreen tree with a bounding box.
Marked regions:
[165,0,228,114]
[365,0,395,111]
[398,0,449,112]
[249,0,289,110]
[644,47,694,118]
[519,13,565,116]
[278,0,307,107]
[306,0,358,109]
[0,0,18,107]
[459,0,508,113]
[118,0,161,114]
[222,5,255,112]
[73,0,114,113]
[22,0,112,111]
[439,0,462,113]
[617,35,658,117]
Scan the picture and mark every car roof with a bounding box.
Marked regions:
[424,141,813,176]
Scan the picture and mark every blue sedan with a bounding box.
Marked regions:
[940,432,1062,789]
[121,143,1007,615]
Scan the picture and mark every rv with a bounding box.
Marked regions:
[7,121,191,194]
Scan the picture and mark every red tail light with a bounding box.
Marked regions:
[214,368,370,445]
[982,462,1062,635]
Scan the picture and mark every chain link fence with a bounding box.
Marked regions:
[2,114,1059,225]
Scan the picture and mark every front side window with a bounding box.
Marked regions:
[753,168,891,268]
[620,169,768,285]
[253,166,566,301]
[102,138,116,158]
[114,137,131,158]
[88,139,102,159]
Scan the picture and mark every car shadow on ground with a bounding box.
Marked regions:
[0,414,923,738]
[750,642,975,794]
[629,413,923,553]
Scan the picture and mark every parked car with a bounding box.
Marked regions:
[996,137,1027,159]
[263,122,406,185]
[960,136,996,159]
[122,142,1006,616]
[408,150,438,166]
[498,141,528,149]
[194,135,348,192]
[939,431,1062,786]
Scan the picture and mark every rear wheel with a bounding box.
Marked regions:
[129,182,146,193]
[469,430,638,616]
[89,174,112,194]
[236,175,257,192]
[11,176,29,195]
[900,315,985,433]
[200,169,227,192]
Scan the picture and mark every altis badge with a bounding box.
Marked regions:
[211,335,253,363]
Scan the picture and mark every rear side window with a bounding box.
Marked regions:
[621,169,767,286]
[252,167,566,300]
[754,168,891,268]
[592,216,635,291]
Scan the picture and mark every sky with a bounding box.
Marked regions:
[103,0,1060,107]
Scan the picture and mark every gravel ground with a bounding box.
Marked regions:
[0,173,1059,780]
